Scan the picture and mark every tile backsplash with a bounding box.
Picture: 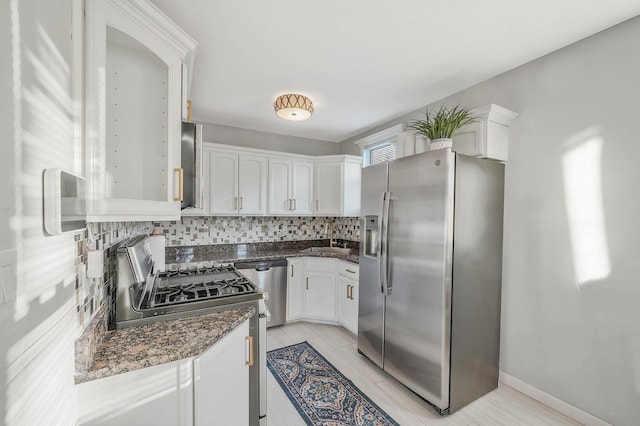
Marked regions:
[152,216,360,246]
[75,222,153,330]
[76,216,360,331]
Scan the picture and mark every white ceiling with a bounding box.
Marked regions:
[152,0,640,143]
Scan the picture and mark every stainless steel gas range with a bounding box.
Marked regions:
[115,235,267,425]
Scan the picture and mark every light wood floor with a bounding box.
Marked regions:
[266,321,582,426]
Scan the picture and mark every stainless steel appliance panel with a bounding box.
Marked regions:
[357,161,388,368]
[449,155,504,412]
[181,122,203,210]
[258,313,268,422]
[383,149,455,410]
[235,259,287,327]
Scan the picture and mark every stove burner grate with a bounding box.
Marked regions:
[150,266,256,308]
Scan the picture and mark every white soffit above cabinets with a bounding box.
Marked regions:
[151,0,640,142]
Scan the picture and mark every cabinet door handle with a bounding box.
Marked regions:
[349,285,354,300]
[345,269,356,274]
[291,264,294,277]
[292,198,296,211]
[173,168,184,201]
[240,196,244,210]
[346,284,350,299]
[245,335,254,366]
[306,277,309,290]
[235,197,238,210]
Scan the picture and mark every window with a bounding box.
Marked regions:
[364,142,396,166]
[354,123,403,167]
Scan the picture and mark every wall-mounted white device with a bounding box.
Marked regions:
[43,168,87,235]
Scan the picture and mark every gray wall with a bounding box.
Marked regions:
[343,16,640,426]
[201,122,341,155]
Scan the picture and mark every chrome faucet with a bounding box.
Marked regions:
[324,220,335,247]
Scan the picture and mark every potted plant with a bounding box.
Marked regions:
[407,104,476,150]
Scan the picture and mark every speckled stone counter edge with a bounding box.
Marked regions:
[166,239,360,267]
[75,306,255,384]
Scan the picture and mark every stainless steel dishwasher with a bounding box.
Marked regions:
[234,258,287,328]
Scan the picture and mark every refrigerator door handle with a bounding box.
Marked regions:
[382,191,392,296]
[380,191,392,296]
[377,193,386,294]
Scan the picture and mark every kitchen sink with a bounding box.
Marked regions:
[300,247,352,254]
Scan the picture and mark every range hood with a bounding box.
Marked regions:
[181,122,203,210]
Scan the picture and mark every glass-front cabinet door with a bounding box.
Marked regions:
[85,0,196,221]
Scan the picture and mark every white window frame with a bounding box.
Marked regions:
[354,124,404,167]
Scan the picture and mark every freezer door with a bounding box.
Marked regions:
[357,161,388,368]
[383,149,454,411]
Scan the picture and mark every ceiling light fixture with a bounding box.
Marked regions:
[273,94,314,121]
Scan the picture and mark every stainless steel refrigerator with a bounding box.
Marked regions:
[358,148,504,414]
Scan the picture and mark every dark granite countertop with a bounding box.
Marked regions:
[165,239,360,267]
[75,306,255,384]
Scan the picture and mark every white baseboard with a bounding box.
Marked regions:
[499,371,612,426]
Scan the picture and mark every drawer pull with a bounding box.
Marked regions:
[173,168,183,201]
[245,335,254,366]
[345,269,356,274]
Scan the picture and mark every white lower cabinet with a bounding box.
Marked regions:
[77,359,194,426]
[337,276,359,335]
[305,272,337,321]
[286,258,305,321]
[194,321,250,426]
[304,258,337,322]
[77,320,250,426]
[336,261,359,335]
[286,258,360,331]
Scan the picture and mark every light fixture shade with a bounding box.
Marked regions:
[273,94,314,121]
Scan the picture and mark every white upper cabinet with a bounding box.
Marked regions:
[208,147,268,215]
[199,143,362,217]
[452,104,518,162]
[314,156,362,217]
[291,161,314,215]
[208,150,238,215]
[85,0,197,221]
[268,157,314,215]
[239,155,269,215]
[314,161,342,215]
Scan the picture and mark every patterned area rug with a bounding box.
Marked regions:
[267,341,399,426]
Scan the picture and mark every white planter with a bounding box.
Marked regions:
[429,138,453,150]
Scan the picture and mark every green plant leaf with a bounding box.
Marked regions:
[407,104,477,140]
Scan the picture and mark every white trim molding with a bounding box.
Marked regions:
[354,123,405,150]
[499,372,613,426]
